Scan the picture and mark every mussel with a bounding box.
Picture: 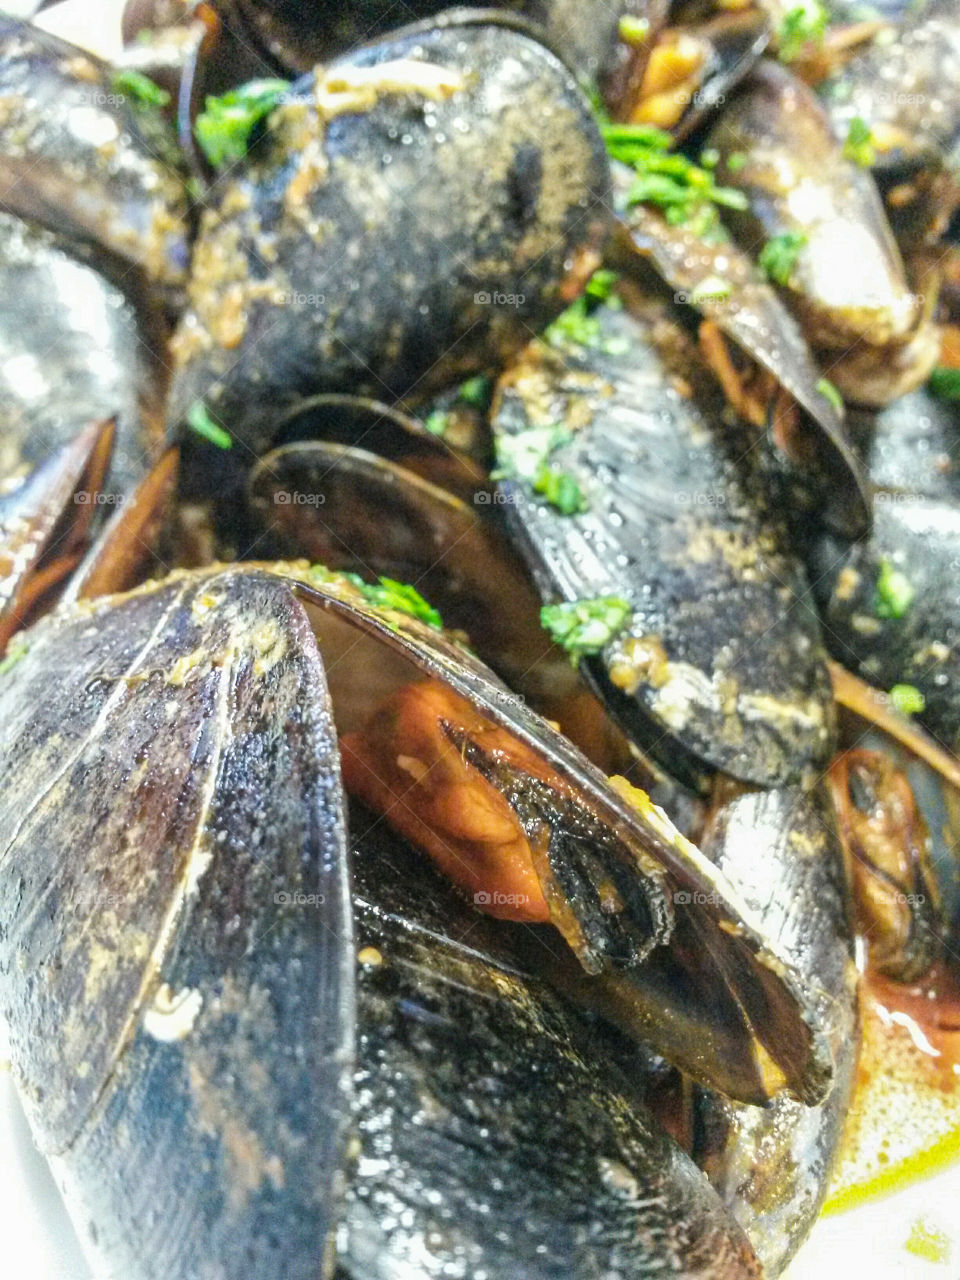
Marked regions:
[710,62,938,405]
[0,452,826,1273]
[0,15,189,294]
[168,15,611,459]
[491,276,836,792]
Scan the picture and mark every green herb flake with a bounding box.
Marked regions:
[423,410,449,437]
[493,425,572,483]
[310,565,443,630]
[874,558,914,620]
[532,466,588,515]
[778,0,828,62]
[816,377,844,411]
[186,401,232,449]
[928,366,960,401]
[604,122,747,239]
[194,78,291,168]
[759,230,808,286]
[618,14,650,45]
[457,374,492,409]
[541,596,633,663]
[890,683,925,717]
[360,577,444,629]
[0,637,29,675]
[544,270,627,351]
[584,268,620,304]
[494,426,588,515]
[843,116,876,167]
[112,68,170,108]
[726,151,748,173]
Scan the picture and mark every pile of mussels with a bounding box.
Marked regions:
[2,0,960,1275]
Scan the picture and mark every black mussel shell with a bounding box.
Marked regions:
[338,808,762,1279]
[0,15,189,293]
[694,785,858,1278]
[492,286,836,793]
[0,212,167,493]
[0,570,354,1278]
[168,18,611,458]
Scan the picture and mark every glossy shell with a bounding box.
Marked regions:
[339,810,762,1279]
[169,19,611,456]
[0,211,167,492]
[492,288,836,792]
[0,570,354,1278]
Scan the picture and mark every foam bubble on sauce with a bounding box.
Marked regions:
[824,979,960,1213]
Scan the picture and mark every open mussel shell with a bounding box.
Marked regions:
[338,808,761,1280]
[267,394,487,502]
[270,563,833,1103]
[0,211,168,493]
[0,570,354,1278]
[709,63,937,404]
[492,286,836,795]
[611,170,871,537]
[246,439,552,689]
[168,16,611,457]
[0,15,189,294]
[693,785,859,1277]
[0,419,115,650]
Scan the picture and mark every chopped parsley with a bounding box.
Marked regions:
[603,122,747,239]
[112,69,170,109]
[584,268,621,306]
[816,377,844,411]
[778,0,828,62]
[310,565,443,630]
[423,410,449,437]
[843,117,876,167]
[532,466,587,515]
[874,558,914,620]
[195,78,291,168]
[759,231,808,286]
[494,425,571,482]
[543,269,627,354]
[890,683,925,716]
[457,374,492,409]
[726,151,748,173]
[186,401,232,449]
[493,426,587,515]
[928,366,960,401]
[541,596,633,663]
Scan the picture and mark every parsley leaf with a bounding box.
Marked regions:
[874,559,914,620]
[815,377,844,411]
[778,0,828,62]
[843,116,876,167]
[759,231,808,286]
[186,401,232,449]
[890,683,925,716]
[605,122,747,239]
[310,565,443,629]
[928,367,960,401]
[112,69,170,109]
[195,78,291,168]
[541,597,633,662]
